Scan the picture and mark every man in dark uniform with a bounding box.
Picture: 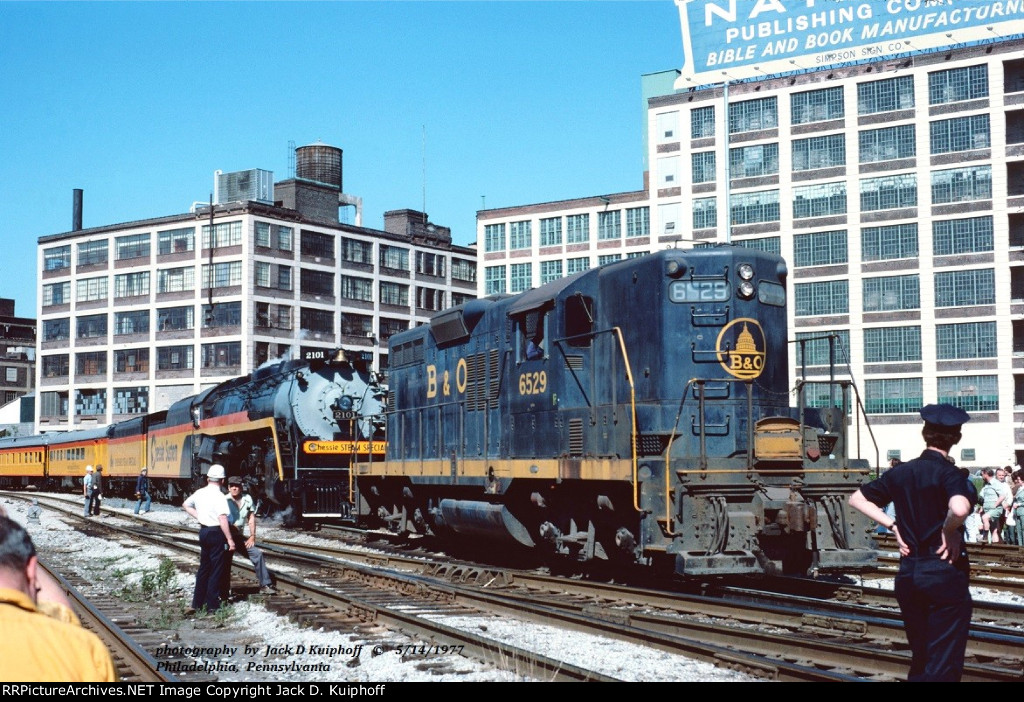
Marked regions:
[848,403,973,682]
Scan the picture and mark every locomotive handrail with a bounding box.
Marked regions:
[552,327,639,512]
[663,377,755,535]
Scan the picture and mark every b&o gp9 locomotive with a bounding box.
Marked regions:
[354,246,878,577]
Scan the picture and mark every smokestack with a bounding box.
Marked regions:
[72,189,83,231]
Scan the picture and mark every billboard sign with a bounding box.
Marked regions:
[674,0,1024,88]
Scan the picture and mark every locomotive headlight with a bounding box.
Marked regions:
[338,396,354,411]
[665,259,686,278]
[737,263,754,281]
[737,280,755,299]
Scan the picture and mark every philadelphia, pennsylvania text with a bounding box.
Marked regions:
[673,0,1024,85]
[1,685,386,698]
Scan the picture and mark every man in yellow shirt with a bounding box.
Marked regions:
[0,515,118,682]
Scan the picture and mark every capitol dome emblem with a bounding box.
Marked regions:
[716,318,766,380]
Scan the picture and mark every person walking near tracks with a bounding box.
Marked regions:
[848,404,974,682]
[82,465,94,518]
[223,476,276,596]
[89,465,104,516]
[133,466,151,515]
[181,464,235,614]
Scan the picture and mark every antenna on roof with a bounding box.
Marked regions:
[422,125,427,215]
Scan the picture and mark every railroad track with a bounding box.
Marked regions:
[12,492,1023,682]
[262,535,1024,681]
[38,562,174,682]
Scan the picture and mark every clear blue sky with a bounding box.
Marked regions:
[0,1,683,314]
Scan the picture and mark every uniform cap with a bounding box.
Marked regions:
[227,476,243,486]
[920,403,971,429]
[207,464,226,481]
[86,465,94,472]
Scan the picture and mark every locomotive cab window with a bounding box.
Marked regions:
[564,294,594,347]
[517,311,548,362]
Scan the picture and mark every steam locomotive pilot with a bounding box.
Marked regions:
[848,403,973,682]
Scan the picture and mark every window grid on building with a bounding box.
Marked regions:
[933,215,994,256]
[509,263,532,293]
[931,165,992,204]
[76,314,107,339]
[937,375,997,411]
[936,321,997,360]
[864,326,922,362]
[791,86,844,124]
[863,274,920,312]
[114,271,149,298]
[76,277,108,302]
[735,236,781,255]
[857,75,914,114]
[598,254,622,265]
[793,182,846,219]
[794,230,847,267]
[201,221,243,249]
[540,260,563,285]
[795,279,849,316]
[859,124,916,163]
[484,224,506,252]
[566,214,590,244]
[792,135,844,171]
[157,306,194,331]
[729,96,778,133]
[626,207,650,237]
[201,261,242,288]
[934,268,995,307]
[860,174,917,211]
[795,330,851,366]
[115,233,150,261]
[157,227,195,255]
[862,223,919,261]
[691,105,715,138]
[692,151,716,183]
[451,258,476,283]
[566,257,589,275]
[930,114,990,154]
[730,143,780,177]
[509,221,532,250]
[379,281,408,307]
[114,310,149,335]
[77,240,108,267]
[539,217,563,247]
[43,318,70,342]
[157,267,195,294]
[732,190,780,224]
[929,64,989,104]
[865,377,923,414]
[43,282,70,306]
[693,197,717,229]
[485,266,506,295]
[379,245,409,271]
[299,230,334,258]
[598,211,621,240]
[44,245,70,271]
[341,237,373,264]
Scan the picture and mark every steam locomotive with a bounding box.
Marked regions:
[0,246,878,577]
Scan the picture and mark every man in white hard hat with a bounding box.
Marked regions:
[182,464,235,613]
[82,466,94,518]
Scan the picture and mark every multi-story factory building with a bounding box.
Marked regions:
[36,143,476,431]
[477,37,1024,468]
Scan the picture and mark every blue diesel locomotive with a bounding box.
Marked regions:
[354,246,877,577]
